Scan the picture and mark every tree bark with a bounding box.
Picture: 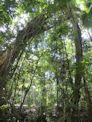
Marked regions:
[67,5,83,122]
[83,77,92,122]
[0,2,67,108]
[0,14,50,105]
[72,23,83,122]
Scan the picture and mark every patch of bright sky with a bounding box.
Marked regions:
[0,0,91,46]
[11,12,30,33]
[38,41,48,50]
[0,12,30,37]
[76,0,89,12]
[82,29,91,40]
[0,25,7,32]
[45,70,55,79]
[46,0,54,4]
[16,0,20,2]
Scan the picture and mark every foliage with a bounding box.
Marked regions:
[0,0,92,122]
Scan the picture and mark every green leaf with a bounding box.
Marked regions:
[82,11,92,27]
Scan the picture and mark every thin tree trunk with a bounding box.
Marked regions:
[83,77,92,122]
[67,5,83,122]
[72,23,83,122]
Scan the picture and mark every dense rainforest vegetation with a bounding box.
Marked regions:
[0,0,92,121]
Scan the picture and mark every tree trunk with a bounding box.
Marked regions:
[72,22,83,122]
[67,5,83,122]
[83,77,92,122]
[0,10,63,106]
[0,14,49,105]
[0,13,55,121]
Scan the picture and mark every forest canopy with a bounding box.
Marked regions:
[0,0,92,122]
